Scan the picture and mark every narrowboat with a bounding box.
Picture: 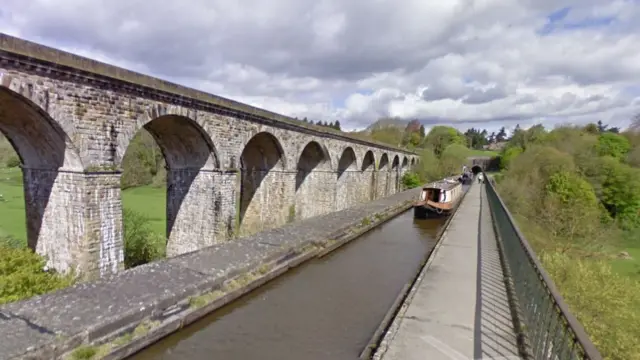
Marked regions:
[413,178,463,218]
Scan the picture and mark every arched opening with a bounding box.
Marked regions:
[336,147,358,211]
[410,157,416,169]
[402,157,409,169]
[391,155,400,194]
[362,150,376,202]
[295,140,332,220]
[238,132,287,236]
[471,165,483,175]
[0,86,84,274]
[120,115,218,266]
[376,153,389,199]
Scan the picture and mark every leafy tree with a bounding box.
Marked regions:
[423,126,467,156]
[439,144,471,176]
[496,126,507,142]
[464,127,489,149]
[370,126,404,146]
[500,146,523,170]
[596,132,631,160]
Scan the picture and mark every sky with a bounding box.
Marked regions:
[1,0,639,135]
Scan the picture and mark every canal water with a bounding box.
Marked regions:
[131,210,446,360]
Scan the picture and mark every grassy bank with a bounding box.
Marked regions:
[0,167,166,246]
[492,125,640,360]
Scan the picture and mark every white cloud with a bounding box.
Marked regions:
[1,0,639,134]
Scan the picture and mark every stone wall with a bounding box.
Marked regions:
[0,35,417,278]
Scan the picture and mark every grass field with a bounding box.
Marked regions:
[610,242,640,279]
[0,167,166,247]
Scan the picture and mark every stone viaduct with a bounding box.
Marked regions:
[0,34,418,279]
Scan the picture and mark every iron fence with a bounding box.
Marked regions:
[484,175,603,360]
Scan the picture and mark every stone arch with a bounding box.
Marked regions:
[361,150,376,202]
[336,147,358,211]
[391,155,401,194]
[337,147,358,178]
[402,157,409,169]
[379,153,389,171]
[471,165,483,174]
[362,150,376,172]
[120,114,219,258]
[238,131,287,235]
[376,153,390,199]
[294,140,334,220]
[411,158,416,167]
[0,85,85,274]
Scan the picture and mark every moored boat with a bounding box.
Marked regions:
[413,178,463,218]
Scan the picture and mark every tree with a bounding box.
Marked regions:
[334,120,342,131]
[464,127,489,149]
[423,126,467,156]
[496,127,507,142]
[596,132,631,160]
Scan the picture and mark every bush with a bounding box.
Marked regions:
[5,155,20,168]
[123,209,166,268]
[401,172,421,189]
[439,144,471,176]
[414,148,445,182]
[0,241,75,305]
[499,146,522,170]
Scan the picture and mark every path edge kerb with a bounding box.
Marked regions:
[9,192,417,360]
[371,183,474,360]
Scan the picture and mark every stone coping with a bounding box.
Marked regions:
[0,188,419,360]
[0,33,414,156]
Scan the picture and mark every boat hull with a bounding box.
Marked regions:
[412,199,455,219]
[413,204,453,219]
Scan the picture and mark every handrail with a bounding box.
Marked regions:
[483,173,603,360]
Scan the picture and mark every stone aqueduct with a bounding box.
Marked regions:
[0,34,418,278]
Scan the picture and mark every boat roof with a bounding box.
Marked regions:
[422,179,460,191]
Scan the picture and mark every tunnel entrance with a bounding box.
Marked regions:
[471,165,483,175]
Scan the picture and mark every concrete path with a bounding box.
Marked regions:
[374,183,522,360]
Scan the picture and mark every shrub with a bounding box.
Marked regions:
[5,155,20,168]
[123,209,166,268]
[0,241,75,305]
[414,148,444,182]
[499,146,522,170]
[401,172,421,189]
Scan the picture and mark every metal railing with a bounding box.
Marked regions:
[484,174,603,360]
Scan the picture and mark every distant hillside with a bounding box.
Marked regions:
[364,117,410,132]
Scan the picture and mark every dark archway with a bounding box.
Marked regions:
[362,150,376,202]
[121,115,218,260]
[376,153,390,199]
[471,165,483,175]
[0,86,84,274]
[295,141,332,220]
[391,155,400,194]
[336,147,358,210]
[238,132,286,235]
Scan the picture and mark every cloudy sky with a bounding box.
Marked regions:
[1,0,639,134]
